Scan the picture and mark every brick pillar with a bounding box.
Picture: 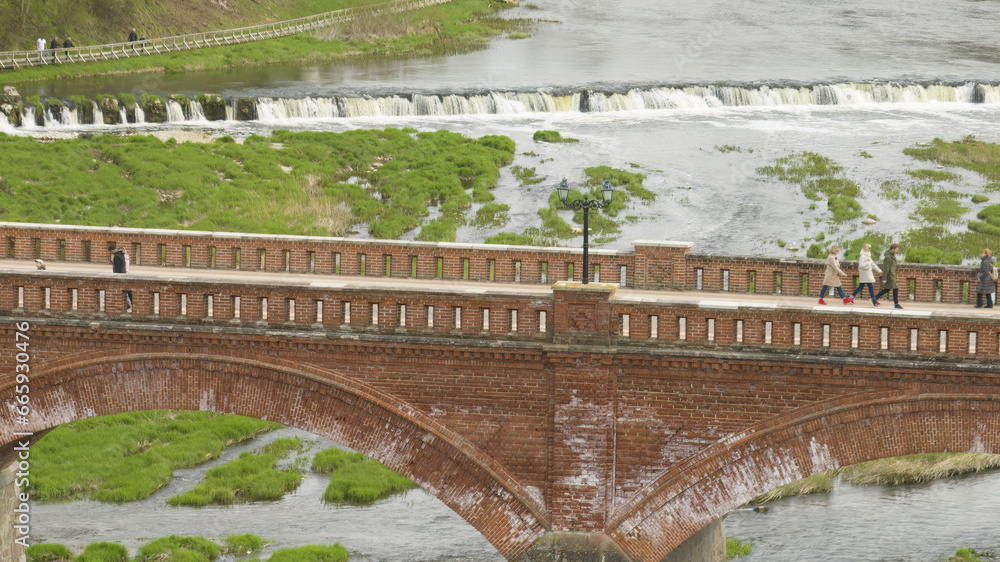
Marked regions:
[552,281,617,345]
[632,241,692,290]
[0,439,36,562]
[547,353,616,533]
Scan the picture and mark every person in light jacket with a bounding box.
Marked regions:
[818,245,850,305]
[975,248,996,308]
[874,244,902,309]
[850,243,881,306]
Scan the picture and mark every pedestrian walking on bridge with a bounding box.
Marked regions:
[975,248,996,308]
[850,243,881,306]
[875,244,903,309]
[818,245,850,305]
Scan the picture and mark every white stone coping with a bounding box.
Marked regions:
[632,240,694,249]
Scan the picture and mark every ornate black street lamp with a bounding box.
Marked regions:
[556,178,615,284]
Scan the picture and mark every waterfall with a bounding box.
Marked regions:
[12,81,1000,129]
[92,101,104,125]
[165,100,186,122]
[134,103,145,123]
[0,112,13,133]
[190,101,207,121]
[119,106,128,123]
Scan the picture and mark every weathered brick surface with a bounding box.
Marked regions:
[0,260,999,561]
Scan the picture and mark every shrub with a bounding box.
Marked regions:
[972,194,989,203]
[25,543,74,562]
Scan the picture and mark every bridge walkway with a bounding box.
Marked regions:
[2,258,994,319]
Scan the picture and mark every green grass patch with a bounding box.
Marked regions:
[752,453,1000,504]
[484,231,560,246]
[0,128,512,243]
[267,544,349,562]
[907,168,961,182]
[904,136,1000,182]
[136,536,219,562]
[532,130,579,143]
[470,202,510,228]
[2,1,528,84]
[839,453,1000,486]
[973,194,989,203]
[74,542,129,562]
[511,165,544,186]
[221,534,267,556]
[759,152,862,222]
[166,437,305,506]
[949,548,996,561]
[313,447,418,505]
[311,447,367,474]
[916,192,968,224]
[726,537,753,559]
[29,410,280,502]
[901,225,994,264]
[715,145,749,153]
[25,543,75,562]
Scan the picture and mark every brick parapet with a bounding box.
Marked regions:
[2,270,1000,359]
[1,222,990,302]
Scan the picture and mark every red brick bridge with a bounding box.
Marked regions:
[1,223,999,562]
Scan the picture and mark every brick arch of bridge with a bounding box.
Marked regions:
[0,353,550,560]
[607,391,1000,562]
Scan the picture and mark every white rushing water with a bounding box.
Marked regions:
[12,82,1000,127]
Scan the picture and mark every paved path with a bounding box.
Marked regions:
[3,259,996,319]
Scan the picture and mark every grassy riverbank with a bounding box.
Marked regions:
[29,411,280,502]
[750,453,1000,504]
[0,0,528,84]
[0,128,513,242]
[0,0,384,52]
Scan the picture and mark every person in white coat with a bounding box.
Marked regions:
[849,243,881,306]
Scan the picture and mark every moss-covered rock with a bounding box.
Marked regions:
[96,94,121,124]
[67,96,93,124]
[197,93,226,121]
[235,97,257,121]
[118,93,137,123]
[1,103,23,127]
[140,94,167,123]
[1,85,21,105]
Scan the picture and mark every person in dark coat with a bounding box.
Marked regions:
[874,243,902,308]
[975,248,996,308]
[49,36,59,62]
[63,36,74,56]
[112,247,127,273]
[128,28,138,42]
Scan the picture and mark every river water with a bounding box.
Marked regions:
[16,0,1000,558]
